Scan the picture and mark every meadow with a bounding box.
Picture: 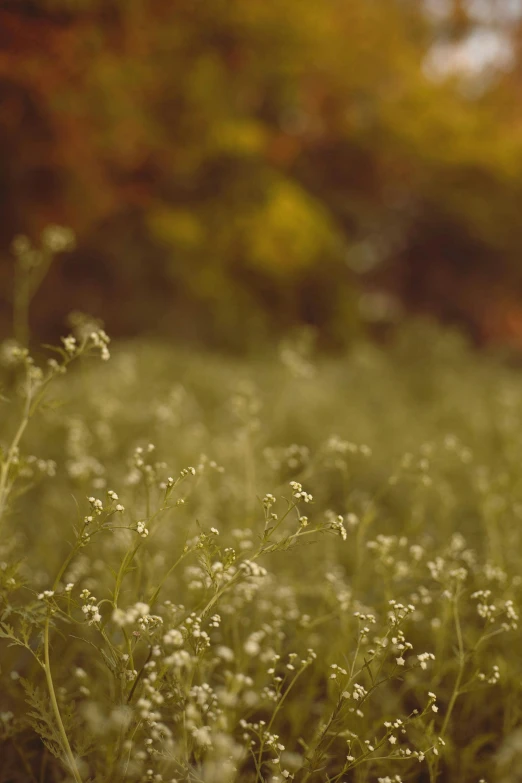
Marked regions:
[0,321,521,782]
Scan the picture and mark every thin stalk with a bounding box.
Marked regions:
[441,595,466,739]
[38,544,84,782]
[126,646,153,704]
[256,665,308,780]
[38,747,49,783]
[43,614,83,783]
[12,738,38,783]
[0,386,31,523]
[113,541,142,607]
[0,350,78,528]
[148,551,188,607]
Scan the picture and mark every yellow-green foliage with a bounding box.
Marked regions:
[0,324,522,782]
[7,2,522,344]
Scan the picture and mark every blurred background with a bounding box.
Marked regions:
[2,0,522,352]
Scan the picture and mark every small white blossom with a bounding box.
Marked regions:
[137,521,149,538]
[61,335,77,355]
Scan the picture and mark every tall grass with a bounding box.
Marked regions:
[1,238,521,782]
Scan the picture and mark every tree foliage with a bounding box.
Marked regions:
[1,0,522,345]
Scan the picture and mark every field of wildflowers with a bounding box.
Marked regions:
[1,303,522,781]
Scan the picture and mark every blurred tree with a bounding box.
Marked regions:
[2,0,522,347]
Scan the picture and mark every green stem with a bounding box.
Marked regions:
[0,386,31,524]
[257,665,308,779]
[0,354,73,528]
[126,646,153,704]
[148,551,188,607]
[113,541,142,607]
[12,738,38,783]
[43,614,83,783]
[37,545,85,780]
[440,596,465,739]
